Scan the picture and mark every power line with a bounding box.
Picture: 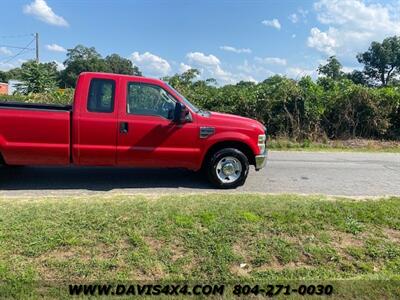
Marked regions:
[0,44,35,50]
[0,37,35,64]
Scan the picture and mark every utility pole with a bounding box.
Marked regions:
[35,32,39,63]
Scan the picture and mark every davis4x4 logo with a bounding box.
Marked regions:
[68,284,225,296]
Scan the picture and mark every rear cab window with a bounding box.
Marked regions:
[87,79,115,113]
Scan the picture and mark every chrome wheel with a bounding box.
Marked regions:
[216,156,242,183]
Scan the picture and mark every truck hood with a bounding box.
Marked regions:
[208,111,265,132]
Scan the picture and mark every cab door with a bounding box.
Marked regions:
[73,75,119,165]
[116,79,200,169]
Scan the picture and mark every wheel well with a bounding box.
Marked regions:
[203,141,256,167]
[0,152,4,165]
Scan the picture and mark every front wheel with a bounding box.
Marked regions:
[206,148,249,189]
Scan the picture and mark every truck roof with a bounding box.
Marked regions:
[79,72,166,86]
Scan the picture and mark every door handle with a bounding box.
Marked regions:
[120,122,129,134]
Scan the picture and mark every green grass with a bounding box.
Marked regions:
[1,194,400,298]
[268,138,400,153]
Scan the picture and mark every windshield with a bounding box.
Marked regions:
[166,84,200,113]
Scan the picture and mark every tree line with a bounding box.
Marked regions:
[0,45,141,91]
[0,36,400,141]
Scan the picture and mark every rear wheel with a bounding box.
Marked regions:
[206,148,249,189]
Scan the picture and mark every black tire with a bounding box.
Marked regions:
[206,148,249,189]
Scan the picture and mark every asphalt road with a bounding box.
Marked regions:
[0,151,399,197]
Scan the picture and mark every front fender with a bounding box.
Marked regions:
[200,131,259,165]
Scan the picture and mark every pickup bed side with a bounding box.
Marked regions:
[0,102,71,165]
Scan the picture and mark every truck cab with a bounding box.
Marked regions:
[0,72,267,188]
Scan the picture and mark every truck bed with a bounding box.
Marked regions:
[0,102,71,166]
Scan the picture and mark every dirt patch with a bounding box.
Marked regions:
[333,231,364,248]
[232,241,256,267]
[38,246,91,262]
[324,230,367,261]
[128,264,165,281]
[230,264,251,277]
[143,237,185,262]
[384,228,400,242]
[232,242,248,258]
[144,237,163,253]
[232,257,311,276]
[35,242,129,280]
[170,243,186,262]
[265,259,310,271]
[35,247,90,281]
[37,262,61,281]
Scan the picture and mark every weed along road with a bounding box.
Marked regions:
[0,151,399,197]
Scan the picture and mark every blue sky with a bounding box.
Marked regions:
[1,0,399,84]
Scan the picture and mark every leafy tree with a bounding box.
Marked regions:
[164,69,200,87]
[299,76,325,139]
[105,54,141,76]
[64,45,102,65]
[60,46,143,87]
[60,45,108,88]
[357,36,400,86]
[16,60,58,94]
[346,70,369,86]
[3,67,23,81]
[0,71,7,82]
[317,56,343,80]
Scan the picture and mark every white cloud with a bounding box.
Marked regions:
[46,44,67,53]
[217,68,258,84]
[342,66,356,73]
[298,8,309,20]
[255,57,287,66]
[179,62,192,73]
[262,18,281,30]
[187,52,220,66]
[238,60,275,81]
[237,60,253,73]
[307,27,337,55]
[186,51,244,84]
[53,60,65,71]
[286,67,316,79]
[289,8,309,24]
[242,75,258,83]
[308,0,400,56]
[212,65,235,82]
[0,47,12,56]
[219,46,252,54]
[130,51,171,77]
[0,62,15,72]
[289,13,299,23]
[23,0,69,27]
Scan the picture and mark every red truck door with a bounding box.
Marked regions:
[116,78,200,170]
[73,75,119,165]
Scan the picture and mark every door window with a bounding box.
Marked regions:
[127,83,176,119]
[87,79,115,113]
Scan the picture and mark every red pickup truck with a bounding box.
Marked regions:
[0,72,267,188]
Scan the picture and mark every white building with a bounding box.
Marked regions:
[7,80,22,95]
